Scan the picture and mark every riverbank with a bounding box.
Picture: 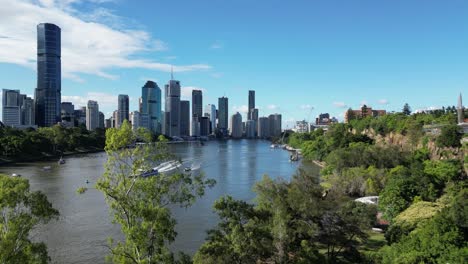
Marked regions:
[0,147,104,166]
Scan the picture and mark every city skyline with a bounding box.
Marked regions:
[1,0,468,127]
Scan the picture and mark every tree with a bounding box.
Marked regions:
[96,120,215,263]
[436,124,462,148]
[0,174,59,263]
[402,103,412,116]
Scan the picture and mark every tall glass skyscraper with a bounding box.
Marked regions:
[141,81,162,133]
[165,79,181,137]
[248,90,255,119]
[117,94,129,127]
[218,96,229,136]
[35,23,61,127]
[191,90,203,136]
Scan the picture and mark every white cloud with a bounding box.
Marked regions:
[378,99,389,105]
[0,0,211,82]
[267,104,279,110]
[232,105,249,114]
[300,104,314,110]
[62,91,117,108]
[210,40,223,49]
[181,86,206,100]
[333,102,347,108]
[210,72,223,78]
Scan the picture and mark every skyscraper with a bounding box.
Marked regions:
[21,96,35,126]
[248,90,255,119]
[61,102,74,126]
[86,100,99,130]
[99,112,105,128]
[165,78,181,137]
[130,111,140,130]
[230,112,243,138]
[458,93,464,124]
[180,100,190,137]
[246,120,256,139]
[200,116,211,137]
[2,89,21,127]
[141,81,162,133]
[218,96,229,135]
[268,114,282,137]
[204,104,216,134]
[35,23,61,127]
[117,94,129,128]
[192,90,203,136]
[258,117,270,138]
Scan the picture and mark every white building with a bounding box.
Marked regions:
[293,120,309,133]
[86,100,99,130]
[130,111,140,130]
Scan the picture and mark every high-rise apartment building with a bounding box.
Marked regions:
[130,111,140,130]
[35,23,61,127]
[86,100,99,130]
[268,114,282,137]
[218,96,229,135]
[230,112,243,138]
[246,120,256,139]
[258,117,270,138]
[117,94,129,128]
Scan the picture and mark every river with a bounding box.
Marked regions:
[0,140,319,263]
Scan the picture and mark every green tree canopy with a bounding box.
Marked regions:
[0,174,59,263]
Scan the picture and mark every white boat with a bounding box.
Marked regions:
[11,173,21,177]
[43,166,52,170]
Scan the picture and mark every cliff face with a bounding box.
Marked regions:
[355,128,465,162]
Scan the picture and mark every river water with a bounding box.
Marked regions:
[0,140,319,263]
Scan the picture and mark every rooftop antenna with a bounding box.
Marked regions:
[171,65,174,80]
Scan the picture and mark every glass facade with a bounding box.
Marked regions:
[141,81,162,133]
[35,23,61,127]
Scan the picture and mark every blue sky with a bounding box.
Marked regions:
[0,0,467,127]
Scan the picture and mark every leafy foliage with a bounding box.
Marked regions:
[96,120,215,263]
[0,174,59,263]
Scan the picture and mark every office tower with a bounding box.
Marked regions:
[130,111,140,130]
[141,81,162,133]
[268,114,282,137]
[105,118,112,128]
[138,97,143,113]
[192,90,203,136]
[246,120,256,139]
[21,96,35,126]
[35,23,61,127]
[60,102,74,126]
[99,112,105,128]
[204,104,216,134]
[86,100,99,130]
[74,107,86,126]
[180,100,190,137]
[117,94,129,128]
[458,93,464,124]
[258,117,270,138]
[2,89,21,127]
[248,90,255,119]
[218,96,229,135]
[200,116,210,137]
[164,76,181,137]
[230,112,243,138]
[250,108,259,135]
